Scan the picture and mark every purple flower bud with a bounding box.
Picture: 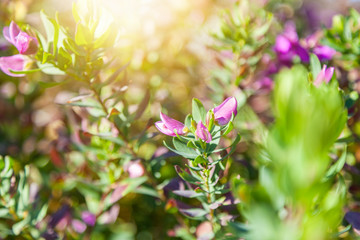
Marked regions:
[155,112,186,137]
[71,219,86,233]
[313,45,336,61]
[81,211,96,226]
[3,21,38,55]
[213,97,237,125]
[314,65,334,86]
[195,121,212,143]
[0,54,27,77]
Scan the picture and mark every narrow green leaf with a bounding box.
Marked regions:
[172,138,198,159]
[192,98,206,123]
[310,54,321,80]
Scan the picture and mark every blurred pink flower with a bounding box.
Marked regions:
[71,219,86,233]
[127,161,145,178]
[155,112,185,136]
[313,45,336,61]
[213,97,237,125]
[0,54,27,77]
[314,65,334,86]
[274,22,310,64]
[81,211,96,226]
[195,121,212,143]
[3,21,38,55]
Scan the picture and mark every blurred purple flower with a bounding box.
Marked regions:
[274,22,311,65]
[155,112,186,136]
[71,219,87,233]
[304,32,336,61]
[213,97,237,125]
[314,65,334,86]
[313,45,336,61]
[3,21,38,55]
[195,121,212,143]
[81,211,96,226]
[0,54,27,77]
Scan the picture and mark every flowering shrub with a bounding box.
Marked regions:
[1,0,360,239]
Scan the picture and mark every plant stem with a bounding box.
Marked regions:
[203,161,217,237]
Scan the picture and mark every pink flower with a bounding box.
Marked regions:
[71,219,86,233]
[213,97,238,125]
[314,65,334,87]
[155,112,185,137]
[313,45,336,61]
[195,121,212,143]
[127,161,145,178]
[3,21,38,55]
[0,54,27,77]
[81,211,96,226]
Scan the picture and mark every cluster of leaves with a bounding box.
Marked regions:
[212,0,274,86]
[232,65,347,239]
[0,156,48,239]
[323,9,360,71]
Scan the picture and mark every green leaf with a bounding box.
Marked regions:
[223,121,234,136]
[0,209,9,218]
[175,165,202,185]
[75,23,93,46]
[184,114,193,129]
[211,133,241,165]
[37,62,65,75]
[194,155,207,165]
[38,81,65,88]
[12,216,30,235]
[192,98,206,123]
[32,204,48,224]
[310,54,321,80]
[179,208,207,219]
[57,47,72,70]
[133,186,160,198]
[9,68,42,74]
[325,146,347,179]
[40,10,55,51]
[164,138,198,160]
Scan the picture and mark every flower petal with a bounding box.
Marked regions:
[81,211,96,226]
[160,112,184,135]
[72,219,87,233]
[314,65,334,86]
[3,26,13,44]
[9,21,21,42]
[213,97,237,125]
[274,35,291,54]
[324,67,335,83]
[313,45,336,61]
[0,54,26,77]
[155,121,177,136]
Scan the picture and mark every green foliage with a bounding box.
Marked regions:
[324,9,360,70]
[0,156,48,239]
[236,66,347,240]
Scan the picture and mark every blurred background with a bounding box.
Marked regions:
[0,0,360,239]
